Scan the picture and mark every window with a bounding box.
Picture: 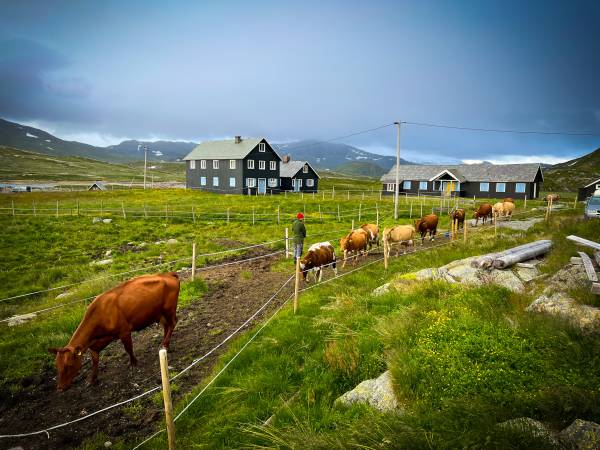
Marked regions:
[189,160,196,170]
[403,180,412,189]
[268,178,278,187]
[496,182,506,193]
[270,161,276,170]
[386,183,395,192]
[419,181,427,190]
[258,143,266,152]
[515,183,526,193]
[259,160,266,170]
[303,164,309,173]
[229,177,236,187]
[200,176,206,186]
[306,179,314,187]
[200,160,206,169]
[229,160,236,169]
[247,159,254,169]
[480,182,489,192]
[212,177,219,186]
[213,160,219,169]
[246,178,256,188]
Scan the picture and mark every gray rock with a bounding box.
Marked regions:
[515,265,540,282]
[7,313,37,327]
[92,217,102,223]
[415,268,437,281]
[487,269,525,293]
[559,419,600,450]
[104,441,113,448]
[527,293,600,335]
[92,258,113,266]
[336,371,402,414]
[570,257,583,265]
[102,218,112,224]
[55,291,72,299]
[446,263,481,284]
[498,417,561,448]
[105,249,112,257]
[372,283,391,297]
[166,238,178,245]
[438,267,457,283]
[544,264,589,294]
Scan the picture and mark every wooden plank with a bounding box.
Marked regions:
[567,235,600,251]
[578,252,599,282]
[595,251,600,267]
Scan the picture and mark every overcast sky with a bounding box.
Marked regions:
[1,0,599,163]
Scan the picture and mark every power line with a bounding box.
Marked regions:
[402,121,600,137]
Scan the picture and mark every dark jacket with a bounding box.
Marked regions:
[292,219,306,244]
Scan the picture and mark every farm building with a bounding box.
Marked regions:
[578,177,600,201]
[380,163,543,199]
[183,136,282,194]
[279,156,320,193]
[88,181,107,191]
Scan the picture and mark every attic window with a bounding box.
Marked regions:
[303,164,308,173]
[259,143,266,152]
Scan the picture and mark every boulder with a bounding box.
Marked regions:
[7,313,37,327]
[526,293,600,335]
[92,217,102,223]
[487,269,525,293]
[166,239,178,245]
[335,371,402,414]
[102,218,112,224]
[498,417,560,448]
[544,264,589,294]
[55,291,72,299]
[372,283,391,297]
[446,263,481,285]
[515,265,539,282]
[559,419,600,450]
[415,268,437,281]
[91,259,113,266]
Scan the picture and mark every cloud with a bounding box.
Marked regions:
[463,155,573,165]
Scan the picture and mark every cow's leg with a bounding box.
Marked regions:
[342,250,348,268]
[121,333,138,367]
[332,259,338,277]
[87,350,100,385]
[318,267,323,282]
[160,314,178,349]
[431,228,436,241]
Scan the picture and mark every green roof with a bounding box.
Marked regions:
[183,138,264,160]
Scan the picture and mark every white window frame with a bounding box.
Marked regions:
[213,160,219,169]
[306,178,314,187]
[403,180,412,189]
[200,160,206,169]
[515,183,526,193]
[247,159,254,169]
[229,177,236,187]
[229,160,236,169]
[268,178,278,187]
[258,143,266,152]
[386,183,395,192]
[303,164,309,173]
[259,160,266,170]
[270,160,276,170]
[200,176,206,186]
[189,160,196,170]
[419,181,427,190]
[480,182,489,192]
[246,178,256,188]
[496,182,506,193]
[212,176,219,186]
[293,178,303,188]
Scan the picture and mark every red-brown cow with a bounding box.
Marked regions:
[340,228,368,268]
[48,272,180,391]
[545,193,560,203]
[473,203,493,226]
[360,223,380,250]
[415,214,438,242]
[451,208,465,230]
[299,242,337,282]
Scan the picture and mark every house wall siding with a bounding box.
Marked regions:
[382,180,539,199]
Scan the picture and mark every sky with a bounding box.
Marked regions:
[1,0,599,164]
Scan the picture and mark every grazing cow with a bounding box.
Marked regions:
[450,208,465,230]
[360,223,380,250]
[340,228,369,268]
[503,197,514,204]
[383,225,415,257]
[545,193,560,203]
[492,202,505,220]
[300,242,337,282]
[502,201,515,220]
[473,203,493,226]
[414,214,438,243]
[48,272,180,391]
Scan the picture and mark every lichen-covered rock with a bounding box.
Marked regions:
[446,263,481,284]
[515,265,540,282]
[7,313,37,327]
[498,417,561,448]
[559,419,600,450]
[526,293,600,335]
[335,371,402,414]
[487,269,525,293]
[415,267,437,281]
[372,283,390,297]
[544,264,589,294]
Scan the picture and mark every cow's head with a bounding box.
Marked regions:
[48,346,84,391]
[339,236,348,251]
[299,257,311,281]
[414,219,422,230]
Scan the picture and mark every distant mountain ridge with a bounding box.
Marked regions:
[543,147,600,191]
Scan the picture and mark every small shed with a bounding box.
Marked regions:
[280,156,320,193]
[578,177,600,201]
[88,181,107,191]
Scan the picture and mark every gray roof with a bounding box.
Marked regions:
[381,163,543,183]
[280,160,320,179]
[183,138,276,160]
[583,177,600,188]
[88,181,106,190]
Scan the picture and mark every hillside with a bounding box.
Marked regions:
[105,139,196,161]
[335,161,387,178]
[543,147,600,191]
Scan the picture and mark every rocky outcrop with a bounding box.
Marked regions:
[526,293,600,335]
[335,371,402,414]
[497,417,561,448]
[559,419,600,450]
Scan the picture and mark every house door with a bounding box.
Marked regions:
[258,178,266,195]
[293,178,302,192]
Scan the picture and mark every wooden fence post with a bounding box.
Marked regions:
[379,190,382,201]
[227,208,230,223]
[158,349,176,450]
[358,203,362,222]
[463,218,467,243]
[376,203,379,226]
[362,192,364,201]
[332,186,335,199]
[573,196,577,209]
[319,204,322,223]
[409,201,413,218]
[351,219,355,230]
[347,190,350,200]
[12,200,15,218]
[322,191,325,200]
[420,201,423,218]
[144,203,148,218]
[191,242,197,281]
[122,201,127,219]
[100,200,103,217]
[294,256,300,314]
[56,200,59,218]
[494,212,497,238]
[164,203,168,220]
[192,206,196,223]
[277,205,280,225]
[545,199,550,222]
[337,204,341,222]
[76,200,79,216]
[524,195,527,209]
[252,207,255,225]
[285,227,289,258]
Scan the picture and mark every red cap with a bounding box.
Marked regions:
[297,212,304,219]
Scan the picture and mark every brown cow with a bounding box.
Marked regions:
[383,225,415,257]
[545,193,560,203]
[492,202,505,220]
[451,208,465,230]
[502,201,515,220]
[340,228,368,268]
[473,203,493,226]
[48,272,180,391]
[300,242,337,282]
[360,223,380,250]
[414,214,438,242]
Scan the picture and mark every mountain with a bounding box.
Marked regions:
[543,147,600,191]
[273,139,413,175]
[334,161,387,178]
[105,140,196,161]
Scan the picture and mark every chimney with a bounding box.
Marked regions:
[282,154,291,163]
[234,135,242,144]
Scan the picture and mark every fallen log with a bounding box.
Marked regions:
[471,240,553,270]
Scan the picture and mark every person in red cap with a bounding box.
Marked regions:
[292,212,306,260]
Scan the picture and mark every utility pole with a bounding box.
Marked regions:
[143,145,148,189]
[394,121,401,220]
